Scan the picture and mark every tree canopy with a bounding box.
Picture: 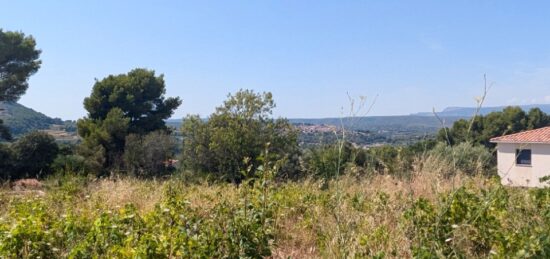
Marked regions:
[83,68,181,134]
[181,89,300,183]
[0,29,41,140]
[11,131,59,179]
[78,69,181,171]
[438,106,550,147]
[0,29,41,102]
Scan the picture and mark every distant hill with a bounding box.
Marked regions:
[413,104,550,117]
[169,115,466,132]
[289,115,466,131]
[11,103,549,139]
[0,102,65,136]
[168,115,466,132]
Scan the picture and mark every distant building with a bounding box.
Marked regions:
[491,126,550,187]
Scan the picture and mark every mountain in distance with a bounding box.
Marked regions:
[289,104,550,132]
[7,102,550,138]
[413,104,550,117]
[288,115,465,131]
[169,115,466,132]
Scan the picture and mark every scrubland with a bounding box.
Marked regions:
[2,155,549,259]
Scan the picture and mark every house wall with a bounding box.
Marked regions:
[497,143,550,187]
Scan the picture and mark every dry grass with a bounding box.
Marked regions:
[0,157,498,258]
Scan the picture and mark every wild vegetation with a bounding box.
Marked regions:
[3,160,550,258]
[3,28,550,258]
[438,106,550,148]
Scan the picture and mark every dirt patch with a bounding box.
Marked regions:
[10,178,43,191]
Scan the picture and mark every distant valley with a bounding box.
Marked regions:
[5,102,550,146]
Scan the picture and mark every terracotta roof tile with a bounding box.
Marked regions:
[490,126,550,143]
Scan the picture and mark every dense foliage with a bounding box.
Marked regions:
[77,69,181,173]
[0,29,41,102]
[0,119,10,140]
[425,142,495,177]
[78,108,129,172]
[82,68,181,135]
[406,184,550,258]
[0,161,278,258]
[438,106,550,147]
[0,29,42,140]
[0,143,14,178]
[3,169,550,257]
[0,131,59,179]
[123,131,176,177]
[181,90,300,182]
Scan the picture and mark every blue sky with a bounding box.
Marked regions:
[2,1,550,120]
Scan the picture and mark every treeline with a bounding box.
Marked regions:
[2,28,550,182]
[437,106,550,147]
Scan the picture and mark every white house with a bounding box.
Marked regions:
[491,126,550,187]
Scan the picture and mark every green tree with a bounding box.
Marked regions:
[527,108,550,130]
[179,115,213,172]
[0,29,41,102]
[437,106,550,148]
[181,89,299,183]
[0,29,42,140]
[78,108,129,172]
[82,68,181,134]
[12,131,58,179]
[77,69,181,172]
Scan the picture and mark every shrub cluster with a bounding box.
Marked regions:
[406,183,550,257]
[0,131,59,180]
[0,167,277,258]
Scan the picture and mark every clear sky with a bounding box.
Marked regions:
[2,1,550,120]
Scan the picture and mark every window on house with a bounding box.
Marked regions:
[516,149,531,165]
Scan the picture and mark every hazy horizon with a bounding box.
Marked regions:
[3,1,550,120]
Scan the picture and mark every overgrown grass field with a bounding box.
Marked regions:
[2,159,550,258]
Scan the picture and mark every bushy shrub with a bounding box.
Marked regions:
[405,185,507,257]
[50,143,88,174]
[0,143,14,179]
[11,131,59,179]
[0,163,278,258]
[425,142,494,177]
[51,154,87,173]
[302,142,352,179]
[123,131,176,177]
[406,182,550,258]
[302,140,434,180]
[181,90,300,183]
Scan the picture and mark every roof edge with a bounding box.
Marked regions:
[491,140,550,144]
